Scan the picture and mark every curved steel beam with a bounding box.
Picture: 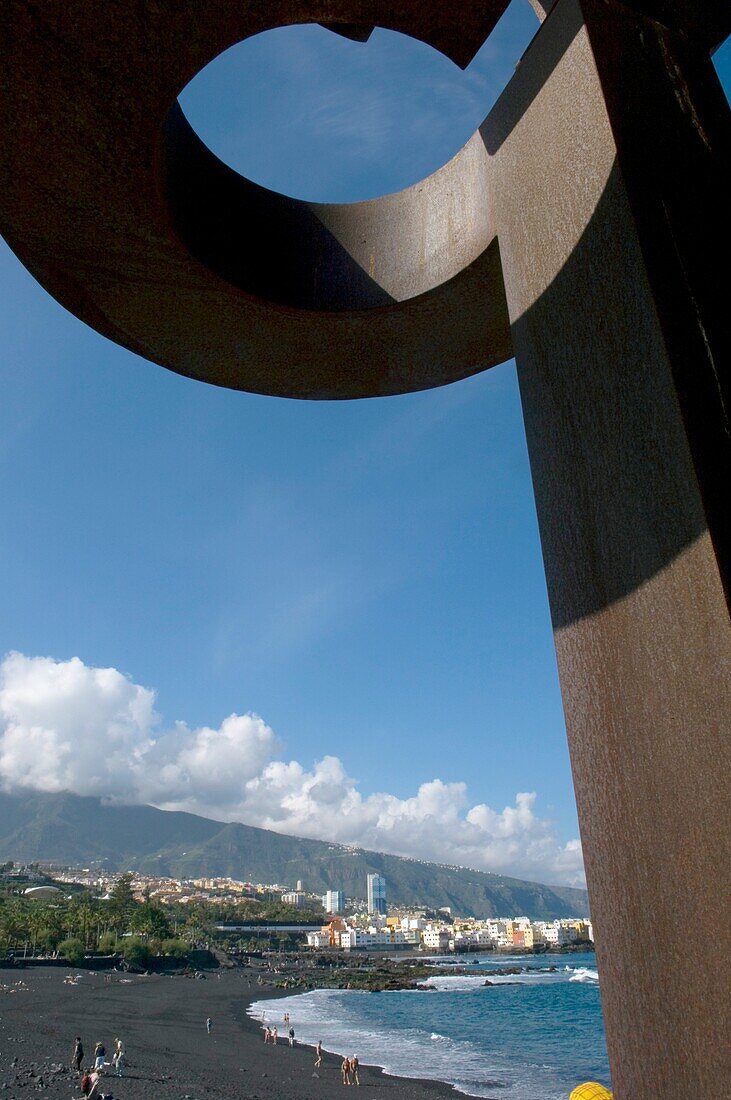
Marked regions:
[0,1,513,398]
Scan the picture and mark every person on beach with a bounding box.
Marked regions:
[315,1041,322,1069]
[351,1056,360,1085]
[288,1027,295,1047]
[93,1042,106,1071]
[271,1027,278,1044]
[341,1056,351,1085]
[81,1070,100,1100]
[263,1027,270,1043]
[72,1038,84,1073]
[112,1038,124,1076]
[206,1018,212,1034]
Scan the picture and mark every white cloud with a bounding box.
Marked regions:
[0,652,584,887]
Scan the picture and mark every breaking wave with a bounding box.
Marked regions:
[568,967,599,983]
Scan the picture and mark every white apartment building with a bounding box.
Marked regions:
[281,891,307,908]
[401,917,427,931]
[483,919,512,942]
[537,922,572,946]
[453,928,496,947]
[306,930,332,948]
[337,926,412,950]
[323,890,346,914]
[422,927,452,951]
[341,928,390,950]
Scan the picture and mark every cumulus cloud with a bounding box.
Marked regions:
[0,653,584,886]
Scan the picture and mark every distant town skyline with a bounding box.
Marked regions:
[19,861,591,942]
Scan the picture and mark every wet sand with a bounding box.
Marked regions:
[0,967,463,1100]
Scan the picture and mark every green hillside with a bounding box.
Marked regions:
[0,791,587,919]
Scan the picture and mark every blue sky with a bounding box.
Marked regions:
[0,5,727,887]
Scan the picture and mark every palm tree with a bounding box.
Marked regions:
[26,906,49,955]
[0,900,25,951]
[75,902,96,948]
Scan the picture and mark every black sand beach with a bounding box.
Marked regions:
[0,968,463,1100]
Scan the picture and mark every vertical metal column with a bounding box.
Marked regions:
[483,2,731,1095]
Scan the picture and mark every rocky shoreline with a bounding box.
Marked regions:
[240,947,589,993]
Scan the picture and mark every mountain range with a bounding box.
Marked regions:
[0,791,588,919]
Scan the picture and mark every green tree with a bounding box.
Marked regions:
[130,900,170,939]
[68,899,96,948]
[161,937,188,960]
[121,937,150,968]
[0,900,25,950]
[27,906,51,954]
[62,905,82,941]
[98,931,118,953]
[58,937,85,965]
[36,925,61,952]
[110,873,136,909]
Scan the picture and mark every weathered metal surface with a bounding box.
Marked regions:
[1,3,730,1098]
[0,1,513,399]
[482,5,731,1097]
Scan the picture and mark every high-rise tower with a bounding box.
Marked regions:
[366,872,386,915]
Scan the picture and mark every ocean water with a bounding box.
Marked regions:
[248,952,609,1100]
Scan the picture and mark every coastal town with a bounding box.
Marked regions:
[4,862,593,957]
[0,859,602,1096]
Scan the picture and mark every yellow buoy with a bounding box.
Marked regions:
[569,1085,613,1100]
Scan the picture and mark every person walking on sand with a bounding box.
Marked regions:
[271,1027,278,1044]
[315,1041,322,1069]
[351,1056,360,1085]
[112,1038,124,1077]
[206,1017,212,1034]
[288,1027,295,1047]
[72,1037,84,1073]
[341,1056,351,1085]
[93,1042,106,1072]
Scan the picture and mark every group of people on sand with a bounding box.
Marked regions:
[262,1022,297,1046]
[340,1055,360,1085]
[72,1036,125,1100]
[0,979,27,993]
[260,1014,360,1084]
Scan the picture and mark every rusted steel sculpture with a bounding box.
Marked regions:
[1,3,729,1096]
